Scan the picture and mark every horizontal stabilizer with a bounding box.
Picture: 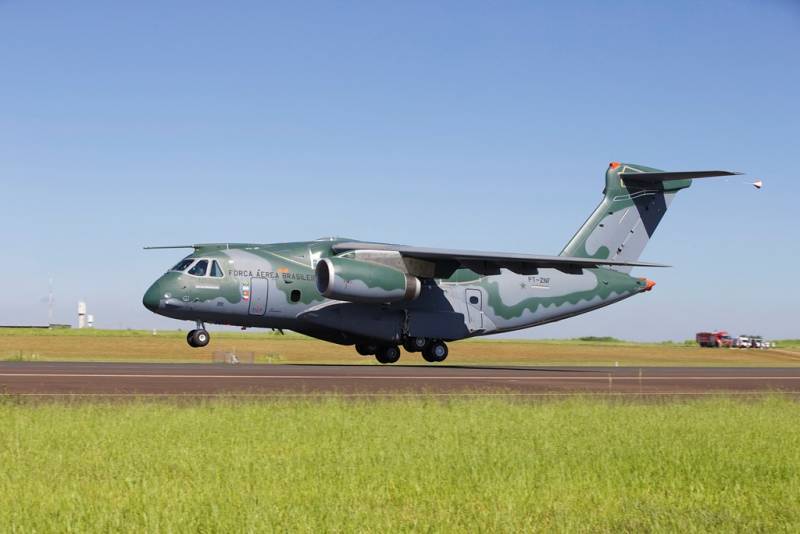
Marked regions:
[619,170,741,182]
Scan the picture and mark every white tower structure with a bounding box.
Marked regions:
[48,278,54,327]
[78,301,88,329]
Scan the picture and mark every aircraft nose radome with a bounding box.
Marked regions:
[142,281,162,312]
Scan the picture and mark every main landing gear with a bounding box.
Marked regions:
[404,337,448,363]
[187,322,210,348]
[354,338,448,364]
[375,345,401,364]
[421,340,448,363]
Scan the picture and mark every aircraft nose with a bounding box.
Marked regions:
[143,280,162,312]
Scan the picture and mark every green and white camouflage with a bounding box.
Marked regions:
[143,162,739,363]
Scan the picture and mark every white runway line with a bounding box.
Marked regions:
[2,391,800,398]
[2,373,800,381]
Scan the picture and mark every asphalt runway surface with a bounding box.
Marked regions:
[2,361,800,397]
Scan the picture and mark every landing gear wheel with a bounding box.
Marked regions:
[375,345,401,364]
[403,337,428,353]
[188,329,210,348]
[422,341,448,363]
[355,343,377,356]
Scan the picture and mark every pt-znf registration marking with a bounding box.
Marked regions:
[527,276,550,289]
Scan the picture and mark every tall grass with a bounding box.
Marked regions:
[1,396,799,532]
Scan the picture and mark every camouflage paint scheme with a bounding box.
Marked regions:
[142,163,721,351]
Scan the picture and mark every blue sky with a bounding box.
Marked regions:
[1,1,798,340]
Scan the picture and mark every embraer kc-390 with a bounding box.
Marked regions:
[143,162,740,364]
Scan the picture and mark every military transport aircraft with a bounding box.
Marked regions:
[143,162,740,364]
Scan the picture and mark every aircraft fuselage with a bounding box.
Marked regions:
[143,238,650,349]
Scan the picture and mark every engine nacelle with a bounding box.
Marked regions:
[315,257,421,304]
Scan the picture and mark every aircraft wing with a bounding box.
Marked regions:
[330,242,668,278]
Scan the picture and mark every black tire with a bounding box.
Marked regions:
[355,343,376,356]
[423,341,448,363]
[375,346,401,364]
[192,329,210,348]
[403,337,428,353]
[187,330,198,347]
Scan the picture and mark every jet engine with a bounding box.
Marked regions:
[315,257,421,304]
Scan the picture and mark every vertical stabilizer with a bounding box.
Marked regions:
[560,162,692,273]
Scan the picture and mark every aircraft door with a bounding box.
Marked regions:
[465,288,484,331]
[248,277,269,316]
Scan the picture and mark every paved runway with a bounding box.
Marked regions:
[2,361,800,396]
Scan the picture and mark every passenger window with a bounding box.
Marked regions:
[469,296,479,305]
[210,260,224,278]
[188,260,208,276]
[171,259,194,272]
[290,290,301,303]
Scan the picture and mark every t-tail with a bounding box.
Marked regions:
[560,162,740,273]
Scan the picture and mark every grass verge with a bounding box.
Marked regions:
[1,328,799,366]
[1,396,799,531]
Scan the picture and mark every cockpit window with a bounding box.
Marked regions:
[188,259,208,276]
[171,259,194,272]
[210,260,224,278]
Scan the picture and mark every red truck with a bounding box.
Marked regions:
[696,331,734,348]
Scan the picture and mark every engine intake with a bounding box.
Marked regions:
[315,257,421,303]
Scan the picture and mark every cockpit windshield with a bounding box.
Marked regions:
[210,260,224,277]
[188,260,209,277]
[170,258,223,277]
[170,259,194,272]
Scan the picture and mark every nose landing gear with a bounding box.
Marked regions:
[187,321,210,348]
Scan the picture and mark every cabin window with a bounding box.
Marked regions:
[469,296,479,305]
[290,290,301,303]
[210,260,224,278]
[170,259,194,272]
[188,260,208,277]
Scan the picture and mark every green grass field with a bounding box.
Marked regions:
[1,396,799,532]
[1,328,798,366]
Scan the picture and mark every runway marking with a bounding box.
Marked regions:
[3,373,800,381]
[2,391,799,398]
